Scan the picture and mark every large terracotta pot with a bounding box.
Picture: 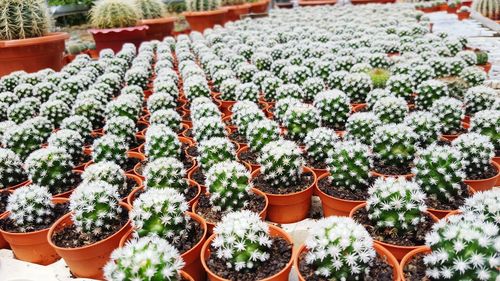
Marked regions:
[89,26,149,53]
[350,203,439,261]
[224,4,251,22]
[463,161,500,192]
[316,173,365,217]
[294,243,402,281]
[399,247,431,281]
[251,167,316,224]
[0,32,69,76]
[0,198,68,265]
[249,0,270,13]
[183,9,227,33]
[47,202,132,279]
[140,17,176,41]
[201,224,293,281]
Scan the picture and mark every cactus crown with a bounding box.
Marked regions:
[197,137,236,171]
[452,133,495,177]
[246,119,281,153]
[47,129,84,164]
[60,116,92,142]
[184,0,222,13]
[0,148,26,189]
[145,124,181,161]
[470,110,500,151]
[274,97,301,124]
[147,92,176,114]
[313,90,351,129]
[345,112,382,145]
[104,116,136,145]
[258,140,304,187]
[415,79,449,111]
[130,188,191,241]
[106,95,142,123]
[366,177,427,233]
[92,134,128,167]
[149,109,181,132]
[304,127,338,163]
[304,217,376,279]
[460,189,500,226]
[144,157,189,193]
[82,161,126,192]
[8,97,40,124]
[0,0,51,40]
[460,66,487,88]
[135,0,165,19]
[424,214,499,281]
[464,86,497,114]
[430,97,464,134]
[212,210,272,271]
[371,124,419,167]
[72,98,106,129]
[90,0,141,29]
[385,74,413,100]
[192,116,226,142]
[2,123,43,160]
[403,111,441,147]
[104,236,185,281]
[191,100,221,120]
[373,96,409,124]
[284,103,321,141]
[6,185,54,232]
[340,72,372,104]
[70,180,123,234]
[326,140,372,190]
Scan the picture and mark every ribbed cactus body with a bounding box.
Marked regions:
[90,0,141,29]
[0,0,50,40]
[473,0,500,20]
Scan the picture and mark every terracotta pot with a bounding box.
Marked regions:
[352,103,367,113]
[187,166,206,193]
[463,161,500,192]
[128,179,201,208]
[480,62,492,73]
[251,167,316,224]
[0,32,69,76]
[89,26,149,53]
[47,202,132,279]
[120,212,208,281]
[6,180,31,191]
[440,122,470,141]
[399,247,431,281]
[202,224,293,281]
[193,188,268,235]
[438,3,448,10]
[298,0,336,6]
[237,146,261,173]
[126,151,146,175]
[139,17,176,41]
[0,198,68,264]
[457,11,470,20]
[249,0,270,13]
[494,156,500,185]
[183,9,227,33]
[427,185,475,219]
[181,271,195,281]
[224,4,251,22]
[0,214,7,249]
[447,5,458,13]
[219,100,236,117]
[294,243,402,281]
[316,173,365,217]
[350,203,439,261]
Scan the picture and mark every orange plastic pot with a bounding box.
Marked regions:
[47,202,132,279]
[399,247,431,281]
[187,166,206,194]
[193,187,268,234]
[249,0,270,13]
[457,11,470,20]
[294,243,402,281]
[251,167,316,224]
[120,212,208,281]
[237,146,261,173]
[224,4,251,22]
[0,214,7,249]
[350,203,439,261]
[6,180,30,191]
[183,9,227,33]
[89,26,149,53]
[316,173,366,217]
[298,0,336,6]
[463,161,500,192]
[140,17,176,41]
[440,122,470,141]
[480,62,492,73]
[202,224,293,281]
[0,198,68,264]
[128,179,201,208]
[427,185,475,219]
[126,151,146,175]
[219,100,236,117]
[0,32,69,76]
[494,156,500,185]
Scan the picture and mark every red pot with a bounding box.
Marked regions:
[47,202,132,279]
[399,247,431,281]
[201,224,293,281]
[0,198,68,265]
[251,167,316,224]
[223,4,251,22]
[183,9,227,33]
[0,32,69,76]
[298,0,336,6]
[89,26,149,53]
[140,17,176,41]
[457,11,470,20]
[249,0,270,13]
[316,173,365,217]
[294,243,402,281]
[480,62,492,73]
[463,161,500,192]
[447,6,458,13]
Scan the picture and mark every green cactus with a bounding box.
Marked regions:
[150,109,182,132]
[261,77,283,102]
[6,185,54,232]
[385,74,413,101]
[92,135,128,167]
[40,100,70,128]
[235,83,260,102]
[415,79,449,111]
[81,161,126,192]
[475,51,489,65]
[47,129,84,164]
[345,112,382,145]
[473,0,500,20]
[135,0,165,19]
[369,68,391,89]
[197,137,236,171]
[105,95,142,123]
[192,117,227,143]
[104,116,136,145]
[340,72,372,103]
[371,124,419,167]
[60,116,93,143]
[145,124,181,161]
[0,148,27,189]
[326,140,372,190]
[460,66,487,88]
[8,97,40,124]
[452,133,495,178]
[469,110,500,151]
[284,103,320,142]
[220,78,240,101]
[464,86,497,114]
[460,189,500,225]
[144,157,189,193]
[373,96,409,124]
[0,0,50,40]
[72,98,106,129]
[430,97,464,135]
[90,0,141,29]
[232,102,265,136]
[2,123,44,160]
[246,119,281,153]
[403,111,441,147]
[257,140,304,188]
[313,90,351,129]
[304,127,338,164]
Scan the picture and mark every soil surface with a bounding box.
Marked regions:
[239,149,259,165]
[305,154,327,170]
[403,253,429,281]
[0,202,69,233]
[425,182,470,210]
[253,172,314,194]
[191,168,206,186]
[186,146,198,158]
[466,163,498,180]
[372,161,413,176]
[0,190,9,213]
[229,131,247,144]
[195,193,266,224]
[171,219,205,254]
[317,176,372,201]
[52,172,82,196]
[352,208,435,246]
[298,251,393,281]
[207,237,292,281]
[124,157,141,173]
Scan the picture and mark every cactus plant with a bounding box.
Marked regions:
[232,103,265,136]
[60,116,93,143]
[403,111,442,147]
[72,98,106,129]
[313,90,351,130]
[219,78,240,101]
[452,133,495,178]
[81,161,126,192]
[5,185,54,232]
[430,97,465,135]
[340,72,373,103]
[460,66,487,88]
[105,95,142,123]
[2,123,44,160]
[33,82,58,103]
[143,157,189,193]
[385,74,413,101]
[149,109,182,132]
[92,134,128,167]
[104,236,185,281]
[8,97,40,124]
[304,127,338,165]
[47,129,84,164]
[183,76,210,100]
[24,116,53,142]
[284,103,320,141]
[145,124,181,161]
[246,119,281,153]
[257,140,304,188]
[473,0,500,20]
[0,148,27,189]
[372,124,419,168]
[464,86,498,114]
[135,0,165,19]
[0,0,51,40]
[261,77,283,102]
[235,83,260,102]
[191,101,221,121]
[469,110,500,151]
[104,116,136,145]
[460,189,500,225]
[275,84,304,101]
[90,0,141,29]
[192,117,226,143]
[197,137,236,171]
[369,68,391,89]
[373,96,409,124]
[415,79,449,111]
[345,112,382,145]
[40,100,70,128]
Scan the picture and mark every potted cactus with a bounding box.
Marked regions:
[0,185,69,264]
[248,0,270,13]
[350,177,438,260]
[294,217,401,280]
[82,161,141,200]
[475,50,491,72]
[430,97,468,140]
[457,5,471,19]
[472,0,500,20]
[0,0,69,76]
[136,0,177,41]
[0,148,28,190]
[238,119,281,172]
[201,210,294,281]
[303,127,338,176]
[469,110,500,167]
[251,140,316,223]
[400,214,499,281]
[47,181,132,279]
[88,0,148,52]
[183,0,227,33]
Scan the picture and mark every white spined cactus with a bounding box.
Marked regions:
[283,103,321,141]
[452,133,495,178]
[81,161,126,192]
[258,139,304,188]
[326,140,372,190]
[430,97,464,135]
[313,90,351,129]
[197,137,236,171]
[144,124,181,161]
[304,127,338,164]
[403,111,442,147]
[345,112,382,145]
[6,185,54,232]
[0,148,26,189]
[460,189,500,226]
[373,96,409,124]
[469,109,500,151]
[464,86,498,114]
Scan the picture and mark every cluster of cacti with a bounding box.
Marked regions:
[452,133,495,177]
[6,185,54,232]
[197,137,236,171]
[464,86,498,114]
[460,189,500,225]
[304,217,376,280]
[0,0,51,40]
[212,210,272,271]
[258,140,304,187]
[47,129,84,164]
[136,0,166,19]
[403,111,441,147]
[415,80,449,111]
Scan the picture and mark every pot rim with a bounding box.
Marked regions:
[0,32,69,48]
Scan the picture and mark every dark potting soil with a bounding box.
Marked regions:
[466,163,498,180]
[124,157,141,173]
[435,140,451,146]
[172,219,205,254]
[137,122,148,132]
[0,202,69,233]
[496,149,499,157]
[403,253,429,281]
[283,134,305,147]
[239,149,259,165]
[317,176,372,201]
[186,145,198,158]
[223,118,234,127]
[52,172,82,196]
[76,153,92,166]
[229,131,247,144]
[191,168,205,185]
[441,126,467,136]
[207,237,292,281]
[425,182,470,210]
[51,210,128,248]
[128,138,145,151]
[84,134,100,146]
[0,190,9,213]
[372,161,413,176]
[305,154,327,170]
[324,123,346,131]
[253,172,314,195]
[116,177,139,199]
[298,251,393,281]
[195,193,266,224]
[352,208,434,247]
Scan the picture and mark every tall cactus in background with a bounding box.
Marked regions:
[185,0,222,12]
[135,0,165,19]
[90,0,141,29]
[473,0,500,20]
[0,0,51,40]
